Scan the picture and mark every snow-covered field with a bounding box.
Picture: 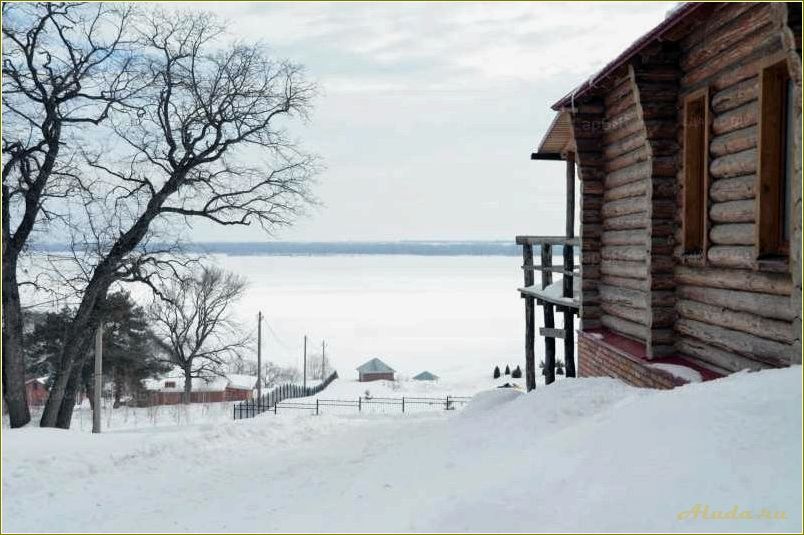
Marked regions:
[3,367,801,533]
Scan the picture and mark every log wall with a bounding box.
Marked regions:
[570,2,801,374]
[596,72,651,344]
[670,2,801,371]
[572,102,606,330]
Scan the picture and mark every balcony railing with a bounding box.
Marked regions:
[516,235,579,390]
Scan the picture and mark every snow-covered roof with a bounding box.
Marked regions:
[25,377,48,385]
[143,373,257,393]
[356,357,395,374]
[413,371,438,381]
[226,374,258,390]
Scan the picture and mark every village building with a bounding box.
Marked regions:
[142,374,257,406]
[24,378,49,406]
[356,358,395,382]
[413,371,439,381]
[519,2,802,389]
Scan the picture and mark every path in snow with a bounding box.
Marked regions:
[2,368,801,532]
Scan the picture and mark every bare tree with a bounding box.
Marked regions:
[1,2,138,427]
[150,266,248,403]
[38,9,317,428]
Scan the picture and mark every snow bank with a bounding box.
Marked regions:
[3,367,801,533]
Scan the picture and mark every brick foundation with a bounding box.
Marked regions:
[578,330,693,389]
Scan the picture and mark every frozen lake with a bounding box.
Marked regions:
[211,253,570,387]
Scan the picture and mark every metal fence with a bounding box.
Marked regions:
[233,371,338,420]
[270,395,472,416]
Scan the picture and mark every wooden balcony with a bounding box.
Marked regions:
[516,235,579,390]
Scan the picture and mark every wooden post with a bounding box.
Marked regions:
[402,396,405,413]
[358,397,362,412]
[321,340,326,380]
[564,152,577,378]
[92,323,103,434]
[542,244,556,385]
[316,398,319,415]
[303,335,307,389]
[522,243,536,391]
[256,311,262,401]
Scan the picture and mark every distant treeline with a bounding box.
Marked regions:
[33,241,545,257]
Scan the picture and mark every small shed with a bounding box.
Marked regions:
[412,371,439,381]
[25,377,49,406]
[356,358,395,382]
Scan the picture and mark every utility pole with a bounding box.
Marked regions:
[92,323,103,434]
[303,335,307,389]
[321,340,326,380]
[257,311,262,400]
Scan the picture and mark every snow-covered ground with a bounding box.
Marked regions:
[3,367,800,533]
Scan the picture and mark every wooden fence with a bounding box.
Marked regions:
[233,371,338,420]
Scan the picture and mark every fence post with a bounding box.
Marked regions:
[316,398,319,416]
[358,397,361,412]
[446,395,450,410]
[274,401,278,414]
[402,396,405,413]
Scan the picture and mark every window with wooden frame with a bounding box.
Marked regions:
[757,56,793,260]
[682,88,710,256]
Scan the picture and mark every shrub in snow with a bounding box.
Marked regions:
[556,360,565,375]
[493,366,501,379]
[511,366,522,379]
[504,365,511,375]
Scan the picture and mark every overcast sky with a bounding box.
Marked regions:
[190,1,675,242]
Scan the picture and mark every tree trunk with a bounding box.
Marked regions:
[183,367,193,404]
[113,367,122,409]
[1,238,30,428]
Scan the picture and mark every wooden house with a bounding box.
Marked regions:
[24,377,49,406]
[142,374,256,405]
[519,2,802,389]
[356,358,396,382]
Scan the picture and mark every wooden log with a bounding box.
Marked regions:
[710,149,757,179]
[604,114,643,145]
[603,212,648,231]
[525,295,536,391]
[709,223,755,245]
[644,120,677,140]
[710,126,757,157]
[599,283,647,309]
[601,245,646,262]
[676,337,769,372]
[681,2,764,51]
[605,146,650,173]
[600,302,648,326]
[677,285,794,321]
[647,272,676,290]
[681,10,772,72]
[712,102,758,136]
[603,75,632,107]
[603,131,644,160]
[707,245,755,269]
[650,177,676,200]
[677,299,793,343]
[601,229,645,246]
[709,174,756,202]
[649,305,676,328]
[710,199,755,223]
[682,31,779,88]
[601,314,647,341]
[604,181,647,202]
[564,308,576,377]
[601,274,645,292]
[605,90,636,118]
[675,266,792,295]
[711,77,759,114]
[600,260,648,280]
[675,318,791,366]
[601,198,646,218]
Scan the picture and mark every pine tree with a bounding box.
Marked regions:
[556,359,565,376]
[511,365,522,379]
[493,366,501,379]
[504,364,511,375]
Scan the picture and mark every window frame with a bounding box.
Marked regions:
[756,53,792,264]
[681,87,711,260]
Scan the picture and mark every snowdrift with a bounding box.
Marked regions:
[2,367,801,533]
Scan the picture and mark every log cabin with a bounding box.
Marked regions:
[519,2,802,389]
